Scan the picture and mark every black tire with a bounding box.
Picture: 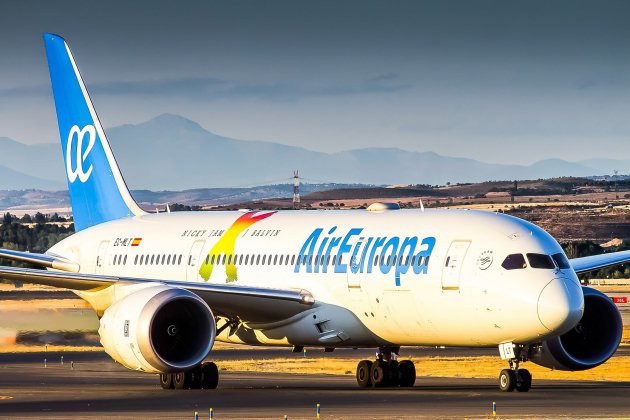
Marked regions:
[356,360,373,388]
[187,367,202,389]
[398,360,416,387]
[159,373,174,390]
[386,360,399,386]
[499,369,516,392]
[201,362,219,389]
[516,369,532,392]
[371,360,387,387]
[173,371,187,390]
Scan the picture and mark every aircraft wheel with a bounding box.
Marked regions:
[201,362,219,389]
[499,369,516,392]
[516,369,532,392]
[173,371,187,389]
[398,360,416,387]
[356,360,373,388]
[371,360,388,387]
[188,366,202,389]
[159,373,174,389]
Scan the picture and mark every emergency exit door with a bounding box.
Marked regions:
[441,240,471,290]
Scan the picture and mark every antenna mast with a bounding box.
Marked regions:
[293,170,301,209]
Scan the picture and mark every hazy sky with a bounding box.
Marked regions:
[1,1,630,165]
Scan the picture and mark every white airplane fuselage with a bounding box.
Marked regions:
[49,207,584,349]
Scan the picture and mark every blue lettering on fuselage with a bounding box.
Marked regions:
[294,226,436,286]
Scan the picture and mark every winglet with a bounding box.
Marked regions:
[43,33,145,231]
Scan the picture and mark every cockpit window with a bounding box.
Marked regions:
[527,253,555,269]
[501,254,527,270]
[551,253,571,269]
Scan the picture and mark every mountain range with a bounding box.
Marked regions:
[0,114,628,191]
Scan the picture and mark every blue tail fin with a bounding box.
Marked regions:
[43,33,144,231]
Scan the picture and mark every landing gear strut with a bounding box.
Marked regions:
[498,344,532,392]
[356,347,416,388]
[159,361,219,390]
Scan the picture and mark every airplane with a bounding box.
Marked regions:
[0,32,626,393]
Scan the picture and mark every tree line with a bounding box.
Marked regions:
[1,212,74,264]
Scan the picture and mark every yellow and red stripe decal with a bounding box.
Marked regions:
[199,211,276,282]
[131,238,142,246]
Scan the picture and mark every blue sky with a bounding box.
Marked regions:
[1,0,630,165]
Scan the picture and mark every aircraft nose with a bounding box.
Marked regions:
[537,278,584,333]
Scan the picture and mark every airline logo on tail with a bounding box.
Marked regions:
[66,125,96,183]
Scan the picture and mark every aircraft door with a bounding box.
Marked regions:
[95,240,109,274]
[346,236,367,290]
[441,240,471,290]
[186,240,206,281]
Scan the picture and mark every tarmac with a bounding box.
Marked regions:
[0,351,629,419]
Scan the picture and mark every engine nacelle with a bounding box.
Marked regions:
[98,284,216,373]
[529,286,622,371]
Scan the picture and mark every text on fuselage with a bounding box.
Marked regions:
[295,226,436,286]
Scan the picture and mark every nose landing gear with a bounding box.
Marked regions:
[498,343,532,392]
[356,347,416,388]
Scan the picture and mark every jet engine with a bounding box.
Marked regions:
[529,286,622,370]
[99,284,216,373]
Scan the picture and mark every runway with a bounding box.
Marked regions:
[1,352,629,419]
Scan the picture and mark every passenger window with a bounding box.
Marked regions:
[227,255,233,265]
[167,255,172,265]
[256,255,261,265]
[245,255,249,265]
[527,253,555,269]
[274,255,278,265]
[140,255,145,265]
[124,255,127,265]
[134,255,138,265]
[501,254,527,270]
[262,255,267,265]
[291,255,295,265]
[178,255,182,265]
[552,253,571,269]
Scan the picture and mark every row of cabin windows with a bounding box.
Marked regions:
[111,252,429,268]
[111,254,184,266]
[204,253,429,267]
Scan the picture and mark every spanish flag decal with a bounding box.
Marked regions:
[131,238,142,247]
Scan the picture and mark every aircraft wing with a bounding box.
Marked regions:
[0,248,79,272]
[570,250,630,274]
[0,264,315,323]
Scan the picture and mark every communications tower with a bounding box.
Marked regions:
[293,170,300,209]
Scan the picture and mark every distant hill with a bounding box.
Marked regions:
[0,114,622,191]
[0,164,64,190]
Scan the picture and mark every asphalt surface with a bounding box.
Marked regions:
[0,352,629,419]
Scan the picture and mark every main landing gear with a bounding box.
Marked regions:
[498,343,532,392]
[356,347,416,388]
[159,361,219,390]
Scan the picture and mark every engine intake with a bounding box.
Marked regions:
[529,286,622,371]
[99,284,216,373]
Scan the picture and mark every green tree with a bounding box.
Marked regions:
[2,213,12,225]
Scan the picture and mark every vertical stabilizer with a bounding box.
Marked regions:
[43,33,145,231]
